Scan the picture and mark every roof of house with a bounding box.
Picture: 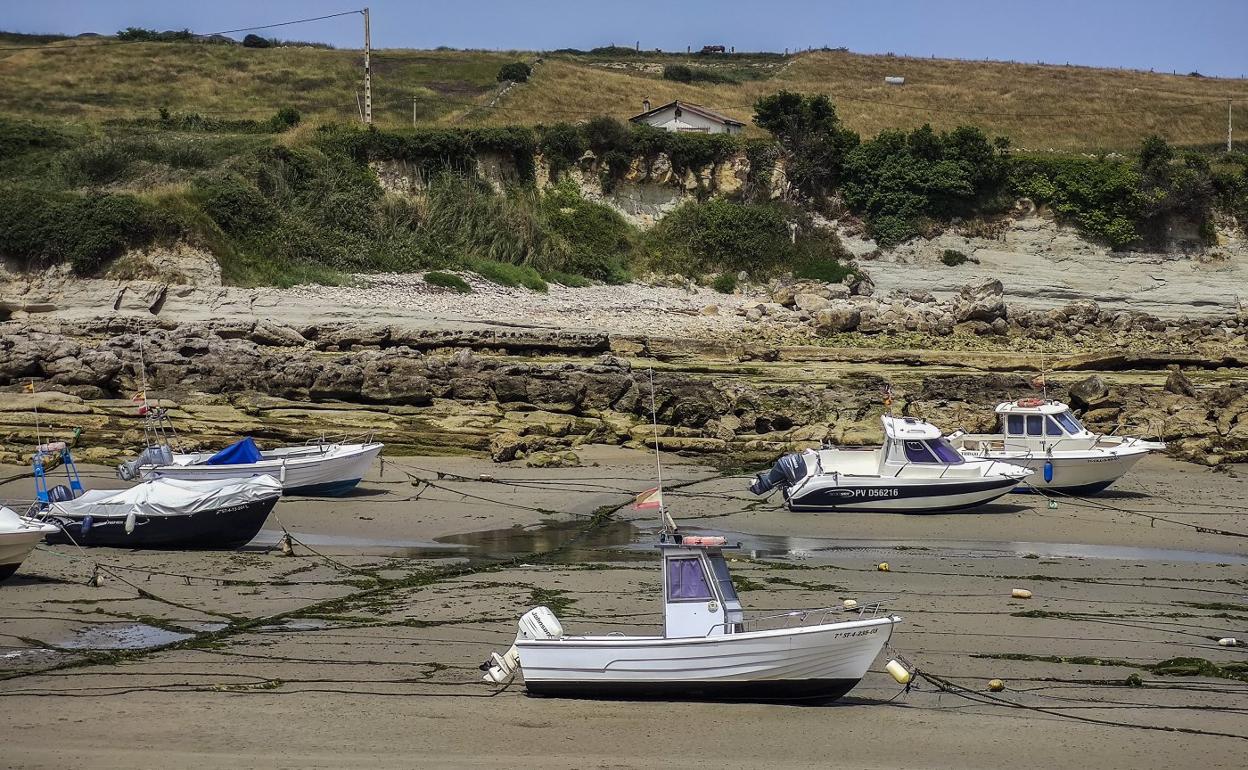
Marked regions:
[628,100,745,127]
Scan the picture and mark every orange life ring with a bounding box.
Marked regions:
[1016,398,1045,408]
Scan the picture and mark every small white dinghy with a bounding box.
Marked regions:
[119,436,382,497]
[483,532,901,702]
[0,506,58,582]
[947,399,1165,494]
[751,415,1031,513]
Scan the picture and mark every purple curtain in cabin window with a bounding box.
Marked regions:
[667,558,713,600]
[927,438,965,464]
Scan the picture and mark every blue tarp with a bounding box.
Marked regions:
[204,437,262,466]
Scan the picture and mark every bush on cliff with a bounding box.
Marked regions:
[0,184,176,273]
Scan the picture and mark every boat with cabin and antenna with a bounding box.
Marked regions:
[750,415,1031,513]
[946,399,1165,494]
[482,510,901,702]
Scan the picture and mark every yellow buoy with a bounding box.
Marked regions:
[842,599,859,610]
[886,659,912,685]
[1217,637,1239,647]
[1011,588,1033,599]
[988,679,1005,692]
[877,562,890,572]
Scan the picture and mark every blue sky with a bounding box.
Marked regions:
[5,0,1246,78]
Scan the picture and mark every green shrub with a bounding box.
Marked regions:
[192,172,275,234]
[538,122,586,175]
[468,258,547,291]
[56,140,131,185]
[941,248,968,266]
[663,64,693,83]
[497,62,532,83]
[269,107,301,131]
[711,272,737,293]
[646,199,849,280]
[1009,154,1143,248]
[753,91,859,200]
[242,34,272,48]
[0,117,70,160]
[842,124,1009,247]
[539,181,633,282]
[116,27,192,42]
[0,185,177,274]
[424,270,471,292]
[583,116,631,154]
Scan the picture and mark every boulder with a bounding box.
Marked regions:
[525,450,581,469]
[1068,374,1109,411]
[250,321,307,348]
[811,304,861,333]
[794,293,832,313]
[1164,368,1198,398]
[952,279,1006,323]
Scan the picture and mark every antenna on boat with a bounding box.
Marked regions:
[27,378,42,447]
[647,367,677,534]
[136,330,150,410]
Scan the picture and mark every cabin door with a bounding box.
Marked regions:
[663,555,726,638]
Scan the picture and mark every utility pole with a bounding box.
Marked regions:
[1228,99,1234,154]
[412,96,417,128]
[363,7,372,126]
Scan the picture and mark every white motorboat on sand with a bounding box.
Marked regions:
[751,415,1031,513]
[483,531,901,703]
[948,399,1165,494]
[0,506,58,582]
[120,434,382,497]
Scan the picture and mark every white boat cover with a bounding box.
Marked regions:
[50,476,283,519]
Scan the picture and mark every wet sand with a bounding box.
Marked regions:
[1,449,1245,769]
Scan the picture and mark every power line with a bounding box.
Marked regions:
[0,9,364,52]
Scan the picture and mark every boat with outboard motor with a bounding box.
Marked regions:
[28,441,282,549]
[0,506,58,581]
[751,415,1031,513]
[41,475,282,549]
[119,433,382,497]
[946,399,1165,494]
[482,531,901,702]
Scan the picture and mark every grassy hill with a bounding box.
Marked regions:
[1,38,1245,150]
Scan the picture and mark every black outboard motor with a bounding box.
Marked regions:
[749,453,809,495]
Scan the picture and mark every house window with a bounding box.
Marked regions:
[667,557,713,601]
[1026,415,1043,436]
[1006,415,1024,435]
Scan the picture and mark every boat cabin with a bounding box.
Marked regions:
[658,535,743,638]
[994,400,1088,442]
[880,415,964,468]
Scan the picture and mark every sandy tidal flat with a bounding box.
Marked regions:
[0,450,1245,769]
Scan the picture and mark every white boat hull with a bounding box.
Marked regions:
[961,450,1149,494]
[0,524,58,582]
[786,474,1023,513]
[517,615,899,702]
[145,443,382,496]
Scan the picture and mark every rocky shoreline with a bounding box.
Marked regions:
[3,307,1246,468]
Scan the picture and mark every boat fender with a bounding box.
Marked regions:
[885,659,912,685]
[877,562,890,572]
[1011,588,1033,599]
[842,599,858,610]
[81,515,93,534]
[1218,637,1240,647]
[1043,461,1054,483]
[279,459,287,485]
[124,510,137,535]
[988,679,1006,692]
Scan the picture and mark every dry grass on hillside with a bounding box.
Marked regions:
[2,41,1245,150]
[480,52,1248,150]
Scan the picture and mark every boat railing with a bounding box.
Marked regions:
[301,431,377,448]
[709,600,892,636]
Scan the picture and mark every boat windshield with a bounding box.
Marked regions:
[707,554,739,602]
[667,557,713,601]
[902,440,937,463]
[926,437,965,464]
[1053,411,1084,434]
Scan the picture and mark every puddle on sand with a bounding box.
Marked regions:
[674,530,1248,565]
[433,519,643,563]
[58,623,193,650]
[251,529,468,553]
